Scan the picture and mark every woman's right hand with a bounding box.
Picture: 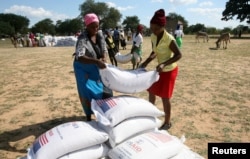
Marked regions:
[139,62,147,68]
[97,60,106,69]
[139,51,155,68]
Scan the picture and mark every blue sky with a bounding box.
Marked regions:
[0,0,248,29]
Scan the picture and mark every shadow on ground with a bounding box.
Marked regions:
[209,47,219,50]
[0,115,85,153]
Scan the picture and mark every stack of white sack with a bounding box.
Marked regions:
[114,52,132,64]
[43,35,53,46]
[26,121,109,159]
[108,130,204,159]
[91,95,164,148]
[48,36,77,47]
[99,64,159,94]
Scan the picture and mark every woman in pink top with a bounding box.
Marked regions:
[140,9,182,130]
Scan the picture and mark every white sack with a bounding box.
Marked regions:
[99,64,159,94]
[27,121,108,159]
[115,52,132,64]
[91,95,164,127]
[53,36,77,46]
[108,130,184,159]
[59,143,109,159]
[99,117,162,147]
[43,35,53,46]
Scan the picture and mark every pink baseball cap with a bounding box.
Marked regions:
[84,13,99,26]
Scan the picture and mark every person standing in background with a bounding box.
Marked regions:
[140,9,182,130]
[127,28,132,41]
[119,30,126,50]
[39,33,45,47]
[131,24,144,70]
[25,32,30,47]
[174,24,184,48]
[29,32,35,47]
[105,30,118,66]
[113,27,120,50]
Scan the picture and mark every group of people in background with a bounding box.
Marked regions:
[101,21,184,70]
[73,9,182,131]
[103,27,127,51]
[101,24,143,69]
[10,32,49,48]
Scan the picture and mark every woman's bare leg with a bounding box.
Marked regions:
[162,98,171,125]
[149,92,156,105]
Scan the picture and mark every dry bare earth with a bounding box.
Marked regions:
[0,35,249,159]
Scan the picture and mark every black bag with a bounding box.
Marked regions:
[102,84,113,99]
[121,39,126,47]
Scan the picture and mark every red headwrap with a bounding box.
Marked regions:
[150,9,166,26]
[137,24,143,32]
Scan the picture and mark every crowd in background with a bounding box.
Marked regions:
[10,32,54,48]
[10,26,138,49]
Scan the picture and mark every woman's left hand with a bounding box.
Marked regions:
[100,57,107,63]
[156,63,164,72]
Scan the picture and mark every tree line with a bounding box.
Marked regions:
[0,0,249,38]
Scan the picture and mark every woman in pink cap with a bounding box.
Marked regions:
[140,9,182,130]
[73,13,113,121]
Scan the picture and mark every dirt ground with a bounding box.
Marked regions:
[0,35,249,159]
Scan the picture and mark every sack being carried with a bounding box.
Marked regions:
[115,52,132,64]
[99,64,159,94]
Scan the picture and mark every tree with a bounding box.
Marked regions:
[0,21,15,36]
[167,12,188,29]
[0,13,29,34]
[221,27,232,34]
[221,0,250,23]
[206,27,218,34]
[55,19,71,35]
[186,23,206,34]
[68,18,83,34]
[55,20,63,28]
[79,0,122,29]
[55,18,83,35]
[122,16,140,31]
[31,18,55,35]
[101,7,122,29]
[142,25,151,36]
